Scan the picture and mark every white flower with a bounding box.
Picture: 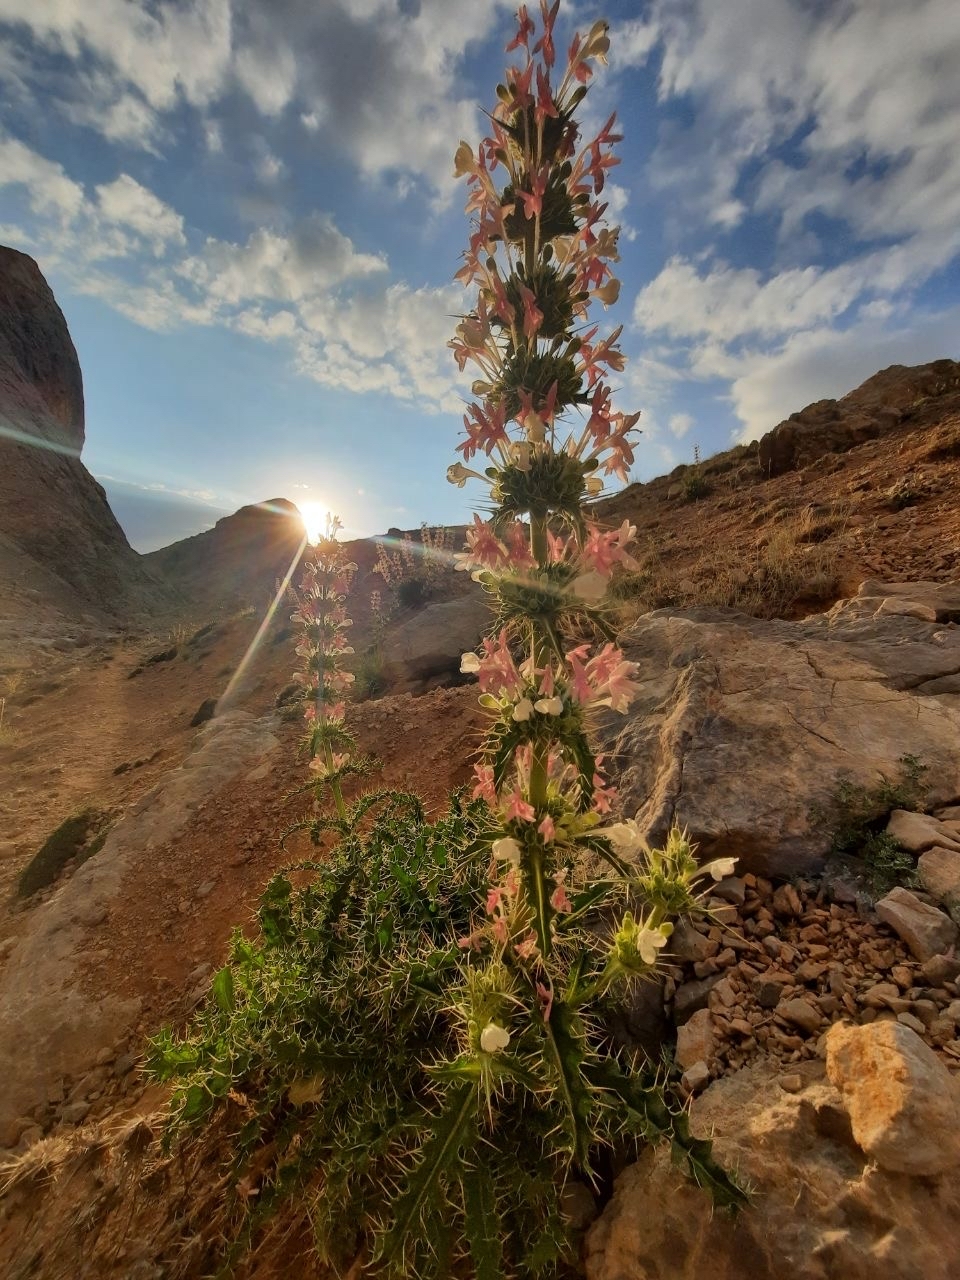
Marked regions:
[534,696,564,716]
[511,441,532,472]
[701,857,738,882]
[460,652,481,674]
[523,411,547,443]
[572,571,606,602]
[480,1023,510,1053]
[492,837,522,866]
[585,476,604,496]
[637,924,670,965]
[512,697,534,721]
[594,278,620,306]
[600,821,646,857]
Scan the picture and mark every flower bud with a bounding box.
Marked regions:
[492,837,522,865]
[460,651,481,673]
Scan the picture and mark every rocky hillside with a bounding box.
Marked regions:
[599,357,960,621]
[0,246,174,634]
[143,498,308,611]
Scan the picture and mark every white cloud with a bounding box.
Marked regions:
[726,305,960,442]
[0,134,84,220]
[668,412,693,439]
[179,217,387,308]
[95,174,185,253]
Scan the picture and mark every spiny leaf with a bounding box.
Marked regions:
[212,966,235,1014]
[376,1083,477,1267]
[462,1164,504,1280]
[540,1000,595,1168]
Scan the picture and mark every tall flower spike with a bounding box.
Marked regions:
[449,6,643,958]
[289,514,357,824]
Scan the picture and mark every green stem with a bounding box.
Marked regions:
[323,734,348,825]
[528,512,550,812]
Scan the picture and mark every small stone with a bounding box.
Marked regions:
[710,977,737,1009]
[95,1047,116,1067]
[918,847,960,921]
[778,1073,804,1093]
[754,978,786,1009]
[681,1061,711,1094]
[946,1000,960,1025]
[674,975,722,1022]
[863,982,901,1008]
[897,1011,927,1035]
[16,1126,43,1151]
[890,965,914,991]
[922,953,960,985]
[113,1052,138,1078]
[60,1101,90,1126]
[778,999,822,1037]
[195,880,217,900]
[876,887,958,961]
[762,936,782,959]
[676,1009,715,1070]
[795,960,828,984]
[772,883,803,918]
[712,877,746,906]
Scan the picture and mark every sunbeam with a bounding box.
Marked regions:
[217,530,308,712]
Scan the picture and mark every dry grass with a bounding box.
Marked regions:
[614,513,844,623]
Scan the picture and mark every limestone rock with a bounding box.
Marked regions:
[826,1021,960,1175]
[381,594,490,690]
[918,847,960,924]
[887,810,960,855]
[676,1009,715,1070]
[601,583,960,878]
[0,245,176,627]
[587,1060,960,1280]
[876,887,958,961]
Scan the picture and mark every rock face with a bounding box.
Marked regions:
[0,245,173,627]
[380,593,491,692]
[586,1060,960,1280]
[826,1021,960,1175]
[757,358,960,476]
[604,580,960,877]
[144,498,307,609]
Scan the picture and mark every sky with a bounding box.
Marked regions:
[1,0,958,551]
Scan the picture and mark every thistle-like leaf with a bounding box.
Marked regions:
[539,1000,595,1169]
[376,1083,477,1268]
[461,1164,504,1280]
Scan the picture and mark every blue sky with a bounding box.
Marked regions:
[1,0,958,551]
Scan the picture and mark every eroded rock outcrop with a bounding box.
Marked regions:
[757,357,960,476]
[586,1057,960,1280]
[0,245,173,627]
[605,580,960,878]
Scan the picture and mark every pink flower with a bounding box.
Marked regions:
[487,886,504,916]
[515,933,540,961]
[491,916,509,945]
[472,763,498,805]
[536,979,554,1021]
[550,883,572,913]
[505,4,534,51]
[503,789,535,823]
[538,814,556,842]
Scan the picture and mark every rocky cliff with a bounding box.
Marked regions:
[0,246,173,630]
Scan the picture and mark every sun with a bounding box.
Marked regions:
[296,500,334,545]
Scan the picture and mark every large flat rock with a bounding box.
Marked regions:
[604,581,960,877]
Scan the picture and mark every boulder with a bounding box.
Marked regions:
[825,1021,960,1175]
[602,582,960,878]
[876,887,958,961]
[917,848,960,924]
[586,1060,960,1280]
[380,593,491,691]
[887,809,960,854]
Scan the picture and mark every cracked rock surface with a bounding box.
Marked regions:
[604,579,960,877]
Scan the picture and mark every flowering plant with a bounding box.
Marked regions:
[287,513,360,827]
[148,9,745,1276]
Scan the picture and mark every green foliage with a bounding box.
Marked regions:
[148,797,745,1277]
[814,754,927,891]
[18,808,111,897]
